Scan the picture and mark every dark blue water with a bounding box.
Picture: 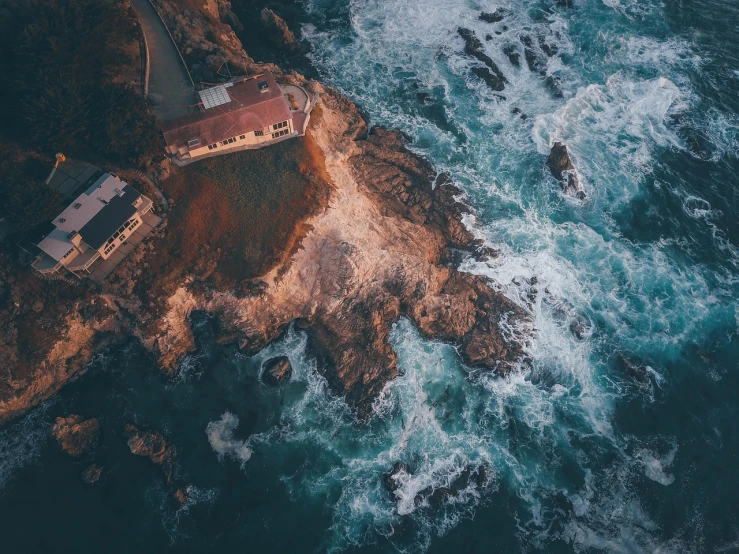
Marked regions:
[1,0,739,552]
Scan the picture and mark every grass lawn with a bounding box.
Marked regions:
[152,136,330,290]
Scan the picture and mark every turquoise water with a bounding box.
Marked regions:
[2,0,739,552]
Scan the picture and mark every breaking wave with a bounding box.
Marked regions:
[286,0,739,550]
[206,412,253,467]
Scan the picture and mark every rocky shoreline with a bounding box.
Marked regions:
[0,1,529,425]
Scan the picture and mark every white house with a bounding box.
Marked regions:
[30,172,154,278]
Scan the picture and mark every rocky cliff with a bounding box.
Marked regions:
[150,81,529,417]
[0,1,530,425]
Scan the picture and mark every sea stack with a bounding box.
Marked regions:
[546,142,585,199]
[261,356,293,386]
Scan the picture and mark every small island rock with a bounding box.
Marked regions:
[262,356,293,386]
[124,424,175,482]
[51,415,99,457]
[546,142,585,199]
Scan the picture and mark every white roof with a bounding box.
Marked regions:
[38,173,127,261]
[198,83,233,110]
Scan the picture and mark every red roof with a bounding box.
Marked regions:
[161,73,292,149]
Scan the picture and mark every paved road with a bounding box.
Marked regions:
[130,0,196,121]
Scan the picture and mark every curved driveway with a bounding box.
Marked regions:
[130,0,196,121]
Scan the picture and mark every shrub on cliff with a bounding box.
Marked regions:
[0,0,162,168]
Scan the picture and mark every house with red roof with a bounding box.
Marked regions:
[161,72,314,165]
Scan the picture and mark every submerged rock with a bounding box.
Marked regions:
[383,461,409,493]
[82,464,102,485]
[471,66,507,92]
[262,355,292,386]
[51,415,99,457]
[174,487,189,509]
[546,142,585,199]
[615,354,648,383]
[569,314,591,339]
[479,10,506,23]
[418,465,488,507]
[520,34,545,73]
[383,461,488,509]
[503,45,521,67]
[458,28,507,91]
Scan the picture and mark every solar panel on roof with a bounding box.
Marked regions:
[198,85,232,110]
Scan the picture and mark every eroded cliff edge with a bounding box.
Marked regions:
[152,84,529,418]
[0,2,529,424]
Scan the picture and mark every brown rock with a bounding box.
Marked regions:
[124,424,175,482]
[82,464,102,485]
[546,142,585,199]
[260,8,309,53]
[51,415,99,457]
[174,487,188,508]
[261,356,292,386]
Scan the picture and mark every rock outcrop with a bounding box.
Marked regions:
[479,10,506,23]
[124,424,176,482]
[0,0,530,427]
[124,424,189,507]
[615,354,648,383]
[261,356,292,386]
[51,415,99,457]
[260,8,309,54]
[546,142,585,199]
[458,28,507,92]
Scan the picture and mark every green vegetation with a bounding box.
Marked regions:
[0,0,163,167]
[149,138,328,289]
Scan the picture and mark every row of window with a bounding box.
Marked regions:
[104,218,139,253]
[203,122,289,151]
[272,129,290,139]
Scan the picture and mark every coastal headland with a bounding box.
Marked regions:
[0,0,528,425]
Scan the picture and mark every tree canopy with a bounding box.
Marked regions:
[0,0,163,167]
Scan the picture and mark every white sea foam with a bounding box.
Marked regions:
[206,412,253,467]
[0,403,52,491]
[637,446,677,486]
[294,0,738,550]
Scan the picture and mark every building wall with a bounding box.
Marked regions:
[183,117,295,160]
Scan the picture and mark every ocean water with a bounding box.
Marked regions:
[2,0,739,552]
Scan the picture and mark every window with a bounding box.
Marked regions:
[239,135,245,140]
[272,121,288,131]
[208,144,218,150]
[73,203,82,209]
[272,129,290,139]
[255,130,264,137]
